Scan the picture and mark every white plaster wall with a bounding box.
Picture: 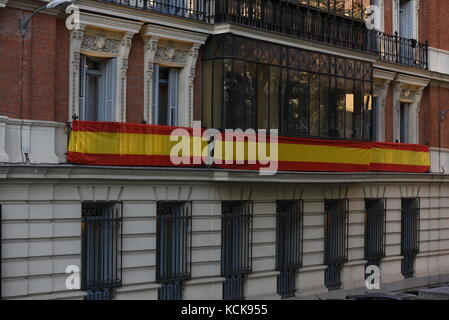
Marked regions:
[1,180,449,299]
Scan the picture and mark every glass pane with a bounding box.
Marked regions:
[319,75,329,137]
[202,60,213,128]
[214,59,224,129]
[363,82,373,140]
[336,77,346,138]
[158,68,169,125]
[224,60,256,130]
[310,73,319,136]
[353,80,363,139]
[269,66,280,130]
[257,64,269,130]
[345,79,355,138]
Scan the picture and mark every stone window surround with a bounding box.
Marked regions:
[392,75,429,144]
[373,71,428,144]
[69,12,143,123]
[141,24,207,127]
[69,15,208,127]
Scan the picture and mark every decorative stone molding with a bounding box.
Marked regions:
[81,34,121,55]
[68,27,85,122]
[68,12,142,122]
[374,69,395,142]
[0,0,8,8]
[154,47,190,65]
[392,75,429,143]
[141,24,208,126]
[142,36,160,124]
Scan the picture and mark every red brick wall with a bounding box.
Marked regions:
[126,34,144,123]
[420,0,449,51]
[0,8,23,118]
[0,7,69,122]
[29,13,56,121]
[54,18,70,123]
[421,85,449,149]
[383,0,393,34]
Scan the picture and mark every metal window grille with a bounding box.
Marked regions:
[221,201,253,300]
[276,200,304,298]
[324,199,349,291]
[0,204,2,299]
[364,199,386,267]
[401,198,420,278]
[81,202,123,300]
[156,201,192,300]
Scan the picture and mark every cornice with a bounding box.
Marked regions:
[141,24,208,44]
[373,69,396,81]
[80,12,143,33]
[0,164,448,184]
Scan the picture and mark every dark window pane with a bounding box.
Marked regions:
[213,59,224,128]
[363,82,373,140]
[310,73,320,136]
[319,75,330,137]
[269,66,280,130]
[257,64,269,130]
[336,77,346,138]
[202,60,213,128]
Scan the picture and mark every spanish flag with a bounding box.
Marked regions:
[68,121,430,173]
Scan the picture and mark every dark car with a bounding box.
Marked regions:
[345,292,418,300]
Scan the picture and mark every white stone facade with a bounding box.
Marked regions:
[1,168,449,299]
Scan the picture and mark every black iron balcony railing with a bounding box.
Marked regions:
[214,0,370,52]
[370,30,428,69]
[99,1,428,69]
[98,0,212,22]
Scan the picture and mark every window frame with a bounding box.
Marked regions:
[81,201,123,292]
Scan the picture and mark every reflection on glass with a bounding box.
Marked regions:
[310,74,320,136]
[258,64,269,130]
[336,77,346,138]
[269,67,280,130]
[202,60,213,128]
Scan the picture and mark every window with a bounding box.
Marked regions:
[152,65,179,126]
[221,201,253,300]
[400,102,410,143]
[79,55,117,122]
[324,199,348,291]
[401,198,420,278]
[156,201,192,300]
[276,200,303,298]
[399,0,413,39]
[364,199,386,268]
[81,202,122,300]
[202,34,373,140]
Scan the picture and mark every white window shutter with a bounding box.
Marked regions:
[168,69,179,126]
[152,64,160,124]
[102,58,117,122]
